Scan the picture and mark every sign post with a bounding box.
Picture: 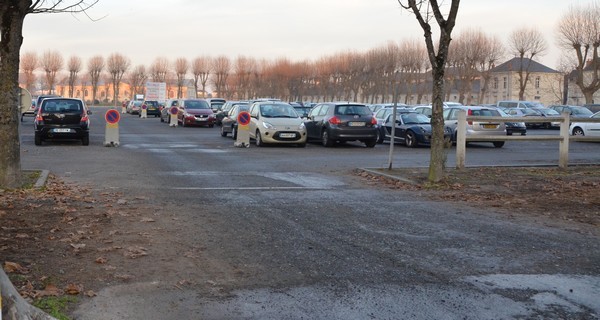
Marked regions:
[140,103,148,118]
[169,106,178,127]
[235,111,251,147]
[104,109,121,147]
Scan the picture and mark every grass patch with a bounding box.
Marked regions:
[33,296,77,320]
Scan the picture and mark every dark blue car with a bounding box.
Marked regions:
[379,112,451,147]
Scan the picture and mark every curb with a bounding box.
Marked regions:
[357,167,419,185]
[34,170,49,189]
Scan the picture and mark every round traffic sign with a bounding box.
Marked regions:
[238,111,251,126]
[141,104,148,110]
[105,109,121,124]
[169,106,178,115]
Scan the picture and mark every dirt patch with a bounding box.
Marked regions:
[358,165,600,228]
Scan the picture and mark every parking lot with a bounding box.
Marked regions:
[16,106,600,319]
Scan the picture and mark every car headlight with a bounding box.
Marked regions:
[262,121,275,130]
[298,122,305,130]
[184,112,193,117]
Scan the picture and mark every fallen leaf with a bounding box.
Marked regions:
[95,257,108,264]
[4,261,28,274]
[85,290,97,297]
[70,243,86,250]
[140,218,155,222]
[65,283,82,295]
[124,246,148,259]
[34,284,61,298]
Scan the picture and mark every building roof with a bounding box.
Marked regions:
[491,57,559,74]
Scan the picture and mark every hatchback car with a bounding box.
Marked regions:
[178,99,216,127]
[34,98,91,146]
[443,106,506,148]
[548,105,594,119]
[248,101,307,147]
[220,104,250,139]
[570,111,600,136]
[139,100,160,117]
[304,102,378,147]
[127,100,143,114]
[380,112,452,147]
[160,98,179,123]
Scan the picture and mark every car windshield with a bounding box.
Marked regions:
[260,104,298,118]
[470,109,500,116]
[572,107,593,116]
[133,101,143,106]
[521,109,540,115]
[185,100,210,109]
[42,99,83,113]
[538,108,559,116]
[144,101,159,107]
[401,113,430,124]
[335,105,371,116]
[522,102,544,108]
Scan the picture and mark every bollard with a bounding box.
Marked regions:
[104,109,120,147]
[140,103,147,118]
[234,111,251,148]
[169,106,178,127]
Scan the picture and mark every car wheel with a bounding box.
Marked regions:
[220,126,227,137]
[34,133,42,146]
[364,139,377,148]
[493,141,505,148]
[160,115,164,122]
[405,131,418,148]
[376,129,384,144]
[232,127,238,140]
[572,127,585,136]
[255,130,263,147]
[321,130,334,147]
[82,135,90,146]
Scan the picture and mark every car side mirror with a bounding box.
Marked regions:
[87,110,92,115]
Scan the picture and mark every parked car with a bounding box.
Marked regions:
[379,112,452,147]
[548,105,594,119]
[497,108,527,136]
[24,94,60,121]
[373,106,414,143]
[21,99,37,122]
[497,101,544,109]
[248,101,307,147]
[126,100,143,114]
[583,104,600,114]
[531,107,561,129]
[220,104,250,139]
[215,101,248,126]
[206,98,226,113]
[443,106,506,148]
[570,111,600,136]
[177,99,216,127]
[304,102,378,147]
[160,99,179,123]
[139,100,160,117]
[501,107,544,128]
[34,97,91,146]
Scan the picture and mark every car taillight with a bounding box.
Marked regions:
[81,113,89,122]
[467,109,473,125]
[328,116,342,125]
[370,116,377,125]
[35,113,43,123]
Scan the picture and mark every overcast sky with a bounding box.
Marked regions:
[21,0,579,70]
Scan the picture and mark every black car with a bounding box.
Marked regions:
[220,104,250,139]
[304,102,378,147]
[380,112,452,147]
[140,100,161,117]
[216,101,248,126]
[34,97,91,146]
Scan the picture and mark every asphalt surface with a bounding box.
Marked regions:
[18,107,600,319]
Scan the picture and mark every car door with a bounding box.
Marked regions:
[587,112,600,136]
[444,108,459,134]
[248,103,260,139]
[304,105,322,139]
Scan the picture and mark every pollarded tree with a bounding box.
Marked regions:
[40,50,63,94]
[150,57,169,83]
[508,27,548,100]
[174,57,188,98]
[67,55,82,97]
[88,55,104,105]
[397,0,460,183]
[107,52,130,106]
[128,64,147,98]
[20,51,38,93]
[191,55,211,98]
[557,2,600,104]
[212,55,230,97]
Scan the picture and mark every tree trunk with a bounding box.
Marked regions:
[1,269,56,320]
[0,1,29,188]
[428,66,446,183]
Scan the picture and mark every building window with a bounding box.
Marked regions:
[493,77,498,89]
[535,76,540,89]
[503,77,507,89]
[84,89,89,97]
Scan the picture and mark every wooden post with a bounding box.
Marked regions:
[456,110,466,169]
[558,112,570,169]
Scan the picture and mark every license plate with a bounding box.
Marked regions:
[349,122,365,127]
[483,124,498,129]
[53,128,72,133]
[279,133,296,138]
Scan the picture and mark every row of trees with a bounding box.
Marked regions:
[19,24,575,105]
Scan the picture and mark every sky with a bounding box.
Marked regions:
[20,0,584,71]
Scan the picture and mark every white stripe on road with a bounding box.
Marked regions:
[170,186,328,190]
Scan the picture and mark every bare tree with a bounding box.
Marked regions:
[20,51,38,93]
[128,64,147,98]
[557,2,600,103]
[174,57,188,98]
[40,50,63,94]
[191,56,211,98]
[150,56,169,83]
[477,35,505,104]
[67,55,82,98]
[212,55,231,97]
[107,52,131,106]
[398,0,460,183]
[509,27,548,100]
[233,56,255,100]
[88,55,104,105]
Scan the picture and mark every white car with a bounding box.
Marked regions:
[570,111,600,136]
[248,101,307,147]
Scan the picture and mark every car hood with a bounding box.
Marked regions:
[262,117,304,127]
[185,109,213,115]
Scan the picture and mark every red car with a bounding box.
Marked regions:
[178,99,216,127]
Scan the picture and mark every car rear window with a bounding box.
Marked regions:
[470,109,500,117]
[41,100,83,113]
[335,105,371,116]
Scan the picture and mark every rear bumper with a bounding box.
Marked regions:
[329,127,378,141]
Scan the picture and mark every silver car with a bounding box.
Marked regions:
[443,106,506,148]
